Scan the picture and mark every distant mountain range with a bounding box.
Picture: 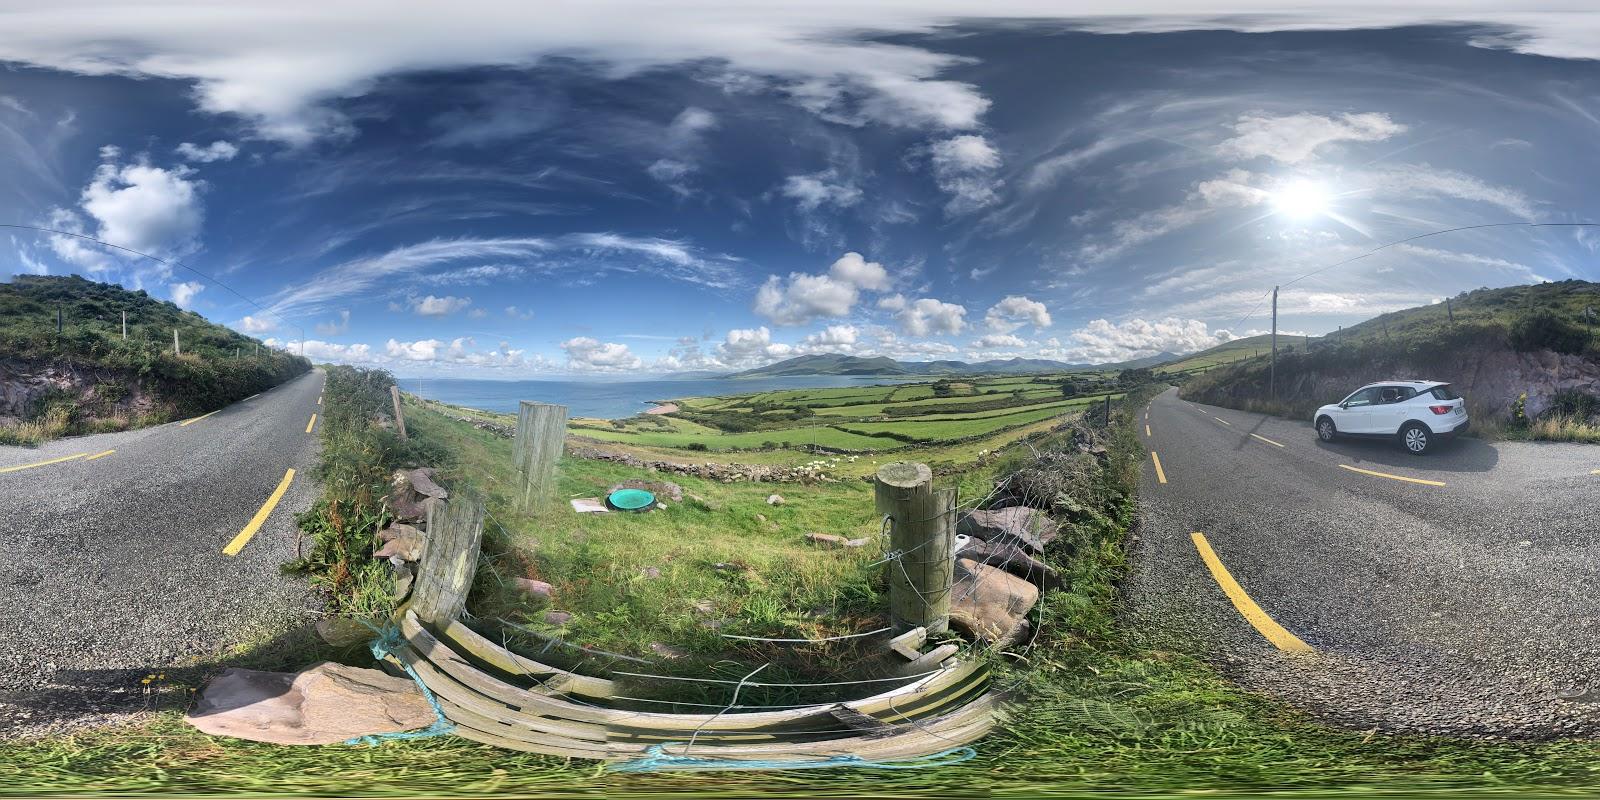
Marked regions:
[723,351,1182,379]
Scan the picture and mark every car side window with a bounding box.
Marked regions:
[1377,387,1400,404]
[1343,388,1379,407]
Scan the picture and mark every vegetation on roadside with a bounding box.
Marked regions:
[284,365,439,615]
[0,275,309,445]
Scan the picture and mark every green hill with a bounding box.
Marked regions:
[1157,334,1317,375]
[0,274,310,444]
[1179,280,1600,433]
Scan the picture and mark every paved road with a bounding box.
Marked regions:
[0,369,325,735]
[1126,387,1600,738]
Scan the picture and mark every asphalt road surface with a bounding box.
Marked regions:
[1127,387,1600,739]
[0,369,325,735]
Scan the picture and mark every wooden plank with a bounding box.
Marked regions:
[408,496,485,625]
[433,615,617,699]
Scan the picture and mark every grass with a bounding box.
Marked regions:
[0,274,309,445]
[5,381,1599,796]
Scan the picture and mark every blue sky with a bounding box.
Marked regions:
[3,4,1600,376]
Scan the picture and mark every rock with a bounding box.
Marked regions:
[766,494,785,506]
[373,524,425,562]
[515,577,554,599]
[543,611,573,626]
[842,538,870,548]
[570,497,609,513]
[639,566,662,579]
[957,506,1059,553]
[805,532,848,548]
[391,562,414,600]
[649,642,688,660]
[947,558,1040,646]
[185,662,436,745]
[754,513,768,523]
[315,617,375,647]
[407,468,449,499]
[959,537,1062,590]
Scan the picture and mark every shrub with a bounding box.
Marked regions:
[1508,310,1589,354]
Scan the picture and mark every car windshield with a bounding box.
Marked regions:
[1430,385,1461,401]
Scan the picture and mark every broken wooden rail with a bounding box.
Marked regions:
[383,448,1002,763]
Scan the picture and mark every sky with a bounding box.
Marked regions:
[3,2,1600,377]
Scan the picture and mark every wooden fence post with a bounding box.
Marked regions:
[408,494,485,624]
[873,462,953,635]
[390,385,408,440]
[514,401,568,513]
[173,328,181,356]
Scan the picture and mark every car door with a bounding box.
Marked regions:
[1377,386,1418,434]
[1336,387,1381,433]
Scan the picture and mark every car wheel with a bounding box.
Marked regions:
[1401,423,1431,455]
[1316,416,1337,442]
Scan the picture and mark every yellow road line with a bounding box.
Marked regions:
[179,409,219,427]
[305,413,317,434]
[1592,469,1600,475]
[1250,433,1285,448]
[0,452,88,474]
[317,395,323,405]
[1190,532,1314,653]
[1151,451,1167,484]
[223,468,295,557]
[1212,416,1232,426]
[1338,464,1445,487]
[84,449,115,461]
[1146,424,1152,437]
[244,393,260,401]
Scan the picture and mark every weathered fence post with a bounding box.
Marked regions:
[173,328,181,356]
[514,401,568,513]
[409,494,485,624]
[121,310,127,340]
[1104,394,1112,426]
[390,385,408,440]
[873,462,953,635]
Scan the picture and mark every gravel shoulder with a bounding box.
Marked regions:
[0,370,326,737]
[1126,386,1600,739]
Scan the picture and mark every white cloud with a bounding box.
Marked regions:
[928,134,1002,215]
[561,337,643,372]
[1368,165,1537,220]
[1058,317,1230,363]
[413,294,472,316]
[827,251,890,291]
[1217,112,1405,164]
[175,140,239,162]
[877,293,908,312]
[803,324,858,347]
[3,5,1599,147]
[314,309,350,335]
[894,297,967,336]
[505,305,535,320]
[984,295,1052,333]
[781,169,862,212]
[973,333,1026,348]
[46,151,205,271]
[753,252,889,326]
[170,280,204,309]
[717,326,794,367]
[237,314,276,333]
[269,338,378,364]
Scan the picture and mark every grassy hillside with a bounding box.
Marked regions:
[0,274,310,444]
[1181,280,1600,436]
[1157,333,1317,375]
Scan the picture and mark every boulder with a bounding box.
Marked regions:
[407,468,449,499]
[766,494,785,506]
[948,558,1040,646]
[515,577,554,600]
[373,524,425,562]
[805,532,848,549]
[957,506,1058,552]
[185,662,436,745]
[958,537,1062,590]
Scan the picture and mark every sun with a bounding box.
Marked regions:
[1270,180,1332,220]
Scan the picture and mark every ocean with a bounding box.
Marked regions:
[396,375,918,418]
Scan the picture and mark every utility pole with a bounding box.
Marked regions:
[121,310,127,340]
[56,306,62,334]
[173,328,181,357]
[1270,285,1278,401]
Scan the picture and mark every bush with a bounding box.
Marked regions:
[1508,310,1589,354]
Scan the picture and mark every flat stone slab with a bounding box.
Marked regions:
[949,558,1040,646]
[185,662,435,745]
[570,497,609,513]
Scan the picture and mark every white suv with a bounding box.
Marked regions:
[1314,381,1469,455]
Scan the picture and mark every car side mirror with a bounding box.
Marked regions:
[1337,402,1347,409]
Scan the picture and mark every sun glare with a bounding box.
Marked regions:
[1270,180,1332,220]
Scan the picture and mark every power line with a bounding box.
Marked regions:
[2,223,305,354]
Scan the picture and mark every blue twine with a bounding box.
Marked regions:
[605,744,977,774]
[344,620,457,746]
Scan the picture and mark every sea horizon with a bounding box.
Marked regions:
[397,374,919,418]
